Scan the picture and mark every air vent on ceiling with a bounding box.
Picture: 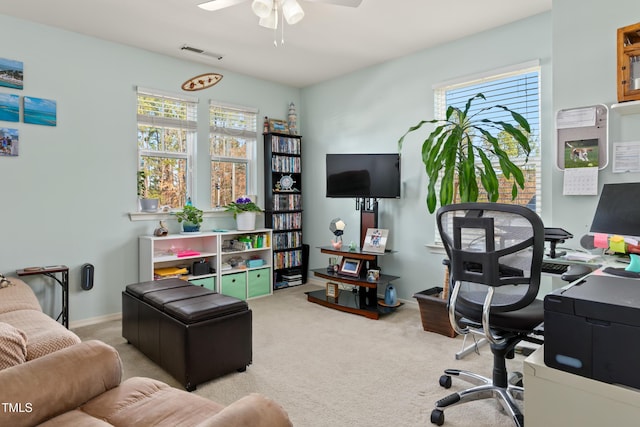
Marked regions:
[180,45,224,60]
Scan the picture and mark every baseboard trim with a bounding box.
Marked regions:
[70,282,419,328]
[70,312,122,329]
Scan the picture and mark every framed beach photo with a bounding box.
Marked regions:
[339,257,362,277]
[23,96,57,126]
[362,228,389,254]
[0,93,19,122]
[0,57,23,90]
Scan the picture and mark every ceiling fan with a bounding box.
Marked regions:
[198,0,363,28]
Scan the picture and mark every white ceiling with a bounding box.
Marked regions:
[0,0,551,88]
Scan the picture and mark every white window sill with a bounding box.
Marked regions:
[128,209,230,222]
[425,242,446,255]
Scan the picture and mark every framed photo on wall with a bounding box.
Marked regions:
[339,257,362,277]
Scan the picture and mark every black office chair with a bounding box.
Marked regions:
[432,203,545,427]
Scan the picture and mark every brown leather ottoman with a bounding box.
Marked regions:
[122,278,252,391]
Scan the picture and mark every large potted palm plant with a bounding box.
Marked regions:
[398,93,532,213]
[399,93,533,337]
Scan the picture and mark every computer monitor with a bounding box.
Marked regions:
[590,182,640,238]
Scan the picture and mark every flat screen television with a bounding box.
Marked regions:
[326,153,401,199]
[590,182,640,237]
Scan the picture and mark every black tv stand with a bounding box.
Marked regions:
[308,247,399,319]
[358,198,378,248]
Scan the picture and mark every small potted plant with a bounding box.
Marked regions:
[137,170,159,212]
[225,197,262,231]
[175,204,204,233]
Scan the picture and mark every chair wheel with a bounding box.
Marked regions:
[439,375,452,389]
[509,371,523,387]
[430,409,445,425]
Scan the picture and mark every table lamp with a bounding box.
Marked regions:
[329,218,346,250]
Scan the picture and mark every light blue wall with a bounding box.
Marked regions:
[0,14,299,323]
[4,1,640,322]
[550,0,640,232]
[300,12,553,300]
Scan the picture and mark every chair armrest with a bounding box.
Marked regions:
[194,393,292,427]
[0,340,122,427]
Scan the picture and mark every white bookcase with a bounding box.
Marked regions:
[139,228,273,300]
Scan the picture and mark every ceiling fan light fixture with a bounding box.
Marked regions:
[252,0,274,18]
[282,0,304,25]
[258,7,278,29]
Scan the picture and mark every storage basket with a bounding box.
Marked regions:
[413,287,457,338]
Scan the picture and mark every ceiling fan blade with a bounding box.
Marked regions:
[198,0,249,12]
[304,0,363,7]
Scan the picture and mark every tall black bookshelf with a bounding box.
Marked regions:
[263,132,304,289]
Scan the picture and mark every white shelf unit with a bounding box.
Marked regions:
[218,229,273,300]
[139,229,273,300]
[610,100,640,115]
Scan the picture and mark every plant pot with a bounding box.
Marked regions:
[182,221,201,233]
[413,287,458,338]
[140,198,159,212]
[236,212,256,231]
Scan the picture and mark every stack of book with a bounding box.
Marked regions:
[153,266,188,280]
[281,270,303,287]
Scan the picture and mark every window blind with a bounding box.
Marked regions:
[209,101,258,139]
[137,87,197,131]
[433,64,541,214]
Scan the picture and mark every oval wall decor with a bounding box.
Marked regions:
[181,73,223,91]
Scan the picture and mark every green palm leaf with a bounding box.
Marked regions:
[398,93,533,213]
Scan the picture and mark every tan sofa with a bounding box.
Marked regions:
[0,276,80,368]
[0,339,292,427]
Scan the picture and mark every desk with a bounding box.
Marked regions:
[524,345,640,426]
[16,265,69,328]
[523,266,640,427]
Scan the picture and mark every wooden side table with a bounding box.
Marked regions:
[16,265,69,328]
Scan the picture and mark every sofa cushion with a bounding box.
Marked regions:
[193,393,293,427]
[0,321,27,369]
[38,410,113,426]
[0,340,122,427]
[0,310,80,360]
[0,277,42,314]
[80,376,225,426]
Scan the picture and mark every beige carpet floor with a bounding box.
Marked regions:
[74,284,528,426]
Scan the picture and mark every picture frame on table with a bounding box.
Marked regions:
[339,257,363,277]
[268,119,289,133]
[326,282,339,299]
[362,228,389,254]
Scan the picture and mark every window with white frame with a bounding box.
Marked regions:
[137,87,197,209]
[209,101,258,209]
[433,61,541,214]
